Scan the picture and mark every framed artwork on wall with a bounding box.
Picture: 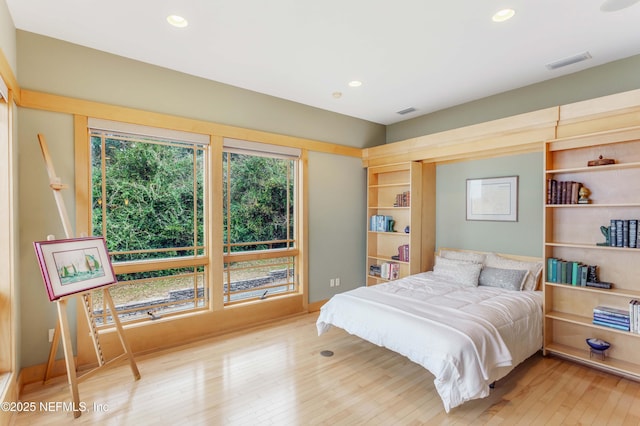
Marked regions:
[466,176,518,221]
[33,236,117,301]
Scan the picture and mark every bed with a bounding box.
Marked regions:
[316,249,544,412]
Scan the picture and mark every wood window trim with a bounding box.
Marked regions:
[73,115,309,365]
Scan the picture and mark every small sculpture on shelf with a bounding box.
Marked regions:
[596,226,610,246]
[386,219,396,232]
[578,186,591,204]
[587,155,615,167]
[585,264,613,289]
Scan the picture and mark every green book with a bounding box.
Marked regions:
[560,261,567,284]
[571,262,579,286]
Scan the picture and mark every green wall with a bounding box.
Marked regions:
[436,152,543,257]
[308,151,366,301]
[388,54,640,144]
[15,31,381,367]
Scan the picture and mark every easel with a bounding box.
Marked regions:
[38,133,140,418]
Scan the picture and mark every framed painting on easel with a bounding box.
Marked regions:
[33,236,116,301]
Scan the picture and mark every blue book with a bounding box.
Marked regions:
[593,314,630,325]
[593,319,630,331]
[571,262,579,286]
[551,258,558,283]
[547,258,556,283]
[594,306,630,318]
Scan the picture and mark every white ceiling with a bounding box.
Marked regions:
[6,0,640,125]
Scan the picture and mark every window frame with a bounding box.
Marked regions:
[222,141,301,305]
[73,113,309,364]
[0,84,15,387]
[87,120,212,324]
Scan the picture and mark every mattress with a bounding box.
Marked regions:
[316,271,543,412]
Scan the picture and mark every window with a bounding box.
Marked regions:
[89,119,209,323]
[222,139,300,304]
[0,79,14,382]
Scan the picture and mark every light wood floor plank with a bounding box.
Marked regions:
[11,312,640,425]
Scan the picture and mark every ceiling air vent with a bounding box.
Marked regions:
[546,52,592,70]
[396,107,417,115]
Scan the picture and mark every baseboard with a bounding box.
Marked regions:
[307,299,327,312]
[17,357,75,390]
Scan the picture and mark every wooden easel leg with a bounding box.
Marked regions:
[43,322,61,383]
[57,299,82,418]
[104,289,141,380]
[81,294,105,367]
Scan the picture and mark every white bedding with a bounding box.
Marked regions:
[316,271,543,412]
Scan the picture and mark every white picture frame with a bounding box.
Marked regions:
[466,176,518,221]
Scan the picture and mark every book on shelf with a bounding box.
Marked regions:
[586,281,612,289]
[546,179,582,205]
[380,262,400,280]
[629,299,640,334]
[593,319,630,331]
[370,215,395,232]
[369,264,381,277]
[397,244,409,262]
[593,305,630,318]
[546,257,588,286]
[394,191,411,207]
[593,312,630,324]
[609,218,640,248]
[370,262,400,279]
[593,305,631,331]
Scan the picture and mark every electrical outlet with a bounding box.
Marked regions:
[330,278,335,287]
[48,328,55,343]
[335,278,340,287]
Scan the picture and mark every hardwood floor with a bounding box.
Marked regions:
[12,312,640,425]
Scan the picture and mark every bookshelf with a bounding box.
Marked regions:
[366,161,435,286]
[543,126,640,379]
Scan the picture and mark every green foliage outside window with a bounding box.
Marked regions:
[91,134,205,280]
[223,153,295,252]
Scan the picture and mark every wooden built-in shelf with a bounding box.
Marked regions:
[367,254,409,265]
[545,282,640,299]
[548,125,640,152]
[545,242,640,252]
[545,203,640,208]
[545,342,640,380]
[368,206,411,210]
[368,182,410,189]
[546,161,640,175]
[543,121,640,380]
[546,311,640,337]
[368,231,410,236]
[366,161,434,286]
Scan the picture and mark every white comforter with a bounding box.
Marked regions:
[316,271,543,412]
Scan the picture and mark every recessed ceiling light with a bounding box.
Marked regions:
[332,92,342,99]
[348,80,362,88]
[167,15,189,28]
[492,8,515,22]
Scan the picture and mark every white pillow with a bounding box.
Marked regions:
[483,253,543,291]
[439,249,485,264]
[433,256,482,287]
[478,266,529,291]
